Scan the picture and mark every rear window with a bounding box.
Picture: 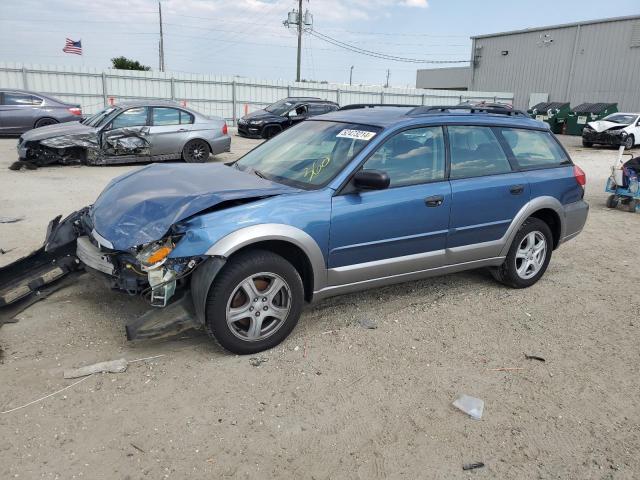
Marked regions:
[499,128,569,168]
[448,125,512,179]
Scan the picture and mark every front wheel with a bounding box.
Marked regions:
[203,250,304,354]
[606,195,619,209]
[491,218,553,288]
[623,135,635,150]
[182,139,210,163]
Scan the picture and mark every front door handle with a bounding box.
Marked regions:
[425,195,444,207]
[510,184,525,195]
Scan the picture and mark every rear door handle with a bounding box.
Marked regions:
[425,195,444,207]
[510,184,525,195]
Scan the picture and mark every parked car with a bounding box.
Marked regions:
[0,89,82,134]
[582,112,640,149]
[237,97,338,139]
[10,100,230,169]
[0,104,588,354]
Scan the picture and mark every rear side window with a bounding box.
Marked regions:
[3,93,42,106]
[499,128,569,168]
[448,125,512,179]
[180,110,194,124]
[152,107,180,126]
[364,126,446,187]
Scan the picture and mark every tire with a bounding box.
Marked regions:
[262,125,282,140]
[203,249,304,354]
[627,199,637,213]
[34,118,58,128]
[581,139,593,148]
[623,135,634,150]
[182,139,210,163]
[606,194,619,209]
[490,217,553,289]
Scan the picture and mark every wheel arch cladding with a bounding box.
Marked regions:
[205,223,327,298]
[529,208,561,248]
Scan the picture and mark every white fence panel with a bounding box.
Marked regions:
[0,62,514,124]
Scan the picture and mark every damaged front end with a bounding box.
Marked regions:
[11,127,151,170]
[582,124,629,146]
[0,208,207,339]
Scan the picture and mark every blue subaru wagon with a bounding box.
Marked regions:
[0,105,589,354]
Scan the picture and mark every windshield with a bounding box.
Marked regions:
[604,114,637,125]
[234,120,381,189]
[82,107,118,127]
[265,99,296,116]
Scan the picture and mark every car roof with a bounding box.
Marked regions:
[115,99,186,109]
[285,97,338,104]
[313,106,547,130]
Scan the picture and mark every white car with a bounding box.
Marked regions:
[582,113,640,149]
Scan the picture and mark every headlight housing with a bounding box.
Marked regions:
[137,240,173,268]
[250,120,265,126]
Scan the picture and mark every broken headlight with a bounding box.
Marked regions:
[137,240,173,268]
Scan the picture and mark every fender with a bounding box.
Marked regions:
[205,223,327,292]
[498,196,564,257]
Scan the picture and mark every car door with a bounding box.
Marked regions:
[147,107,193,156]
[287,104,308,127]
[329,126,451,286]
[0,91,41,133]
[446,125,530,263]
[101,106,151,158]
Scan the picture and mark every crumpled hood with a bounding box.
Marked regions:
[20,121,96,141]
[586,120,628,133]
[241,109,279,121]
[90,163,298,251]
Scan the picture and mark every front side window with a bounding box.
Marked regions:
[500,128,570,168]
[152,107,180,126]
[448,125,512,179]
[363,126,446,187]
[265,99,296,116]
[234,120,380,189]
[111,107,148,129]
[3,93,41,106]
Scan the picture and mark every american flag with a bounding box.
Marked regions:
[63,38,82,55]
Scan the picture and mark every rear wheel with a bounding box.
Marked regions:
[491,217,553,288]
[182,139,210,163]
[581,139,593,148]
[203,250,304,354]
[34,117,58,128]
[606,195,619,209]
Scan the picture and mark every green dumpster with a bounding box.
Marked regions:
[566,103,618,136]
[528,102,571,134]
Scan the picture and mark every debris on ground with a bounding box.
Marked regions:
[0,216,24,224]
[63,358,128,379]
[462,462,485,471]
[249,357,268,367]
[453,394,484,420]
[358,318,377,329]
[488,367,524,372]
[524,354,546,362]
[130,442,146,453]
[0,247,14,255]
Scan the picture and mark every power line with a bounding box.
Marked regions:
[306,29,469,64]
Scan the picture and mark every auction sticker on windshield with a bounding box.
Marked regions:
[337,129,377,141]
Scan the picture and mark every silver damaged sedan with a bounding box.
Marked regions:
[11,100,231,169]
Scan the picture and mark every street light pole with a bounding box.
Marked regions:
[349,65,353,86]
[296,0,302,82]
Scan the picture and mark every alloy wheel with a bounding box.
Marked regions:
[225,272,291,341]
[515,231,547,280]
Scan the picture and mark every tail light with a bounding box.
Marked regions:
[222,123,228,135]
[573,165,586,187]
[68,107,82,116]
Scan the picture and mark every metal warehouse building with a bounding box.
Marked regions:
[417,15,640,110]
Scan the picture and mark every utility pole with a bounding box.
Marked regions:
[158,1,165,72]
[385,69,390,88]
[349,65,354,86]
[296,0,302,82]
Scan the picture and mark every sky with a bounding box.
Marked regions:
[0,0,639,87]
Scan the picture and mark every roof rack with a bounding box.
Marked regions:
[338,103,420,111]
[408,105,529,117]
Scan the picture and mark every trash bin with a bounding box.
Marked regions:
[528,102,571,134]
[566,102,618,136]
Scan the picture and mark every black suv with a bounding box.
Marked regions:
[237,97,338,139]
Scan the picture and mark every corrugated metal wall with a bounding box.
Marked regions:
[0,62,513,124]
[469,16,640,110]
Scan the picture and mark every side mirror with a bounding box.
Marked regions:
[353,169,390,190]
